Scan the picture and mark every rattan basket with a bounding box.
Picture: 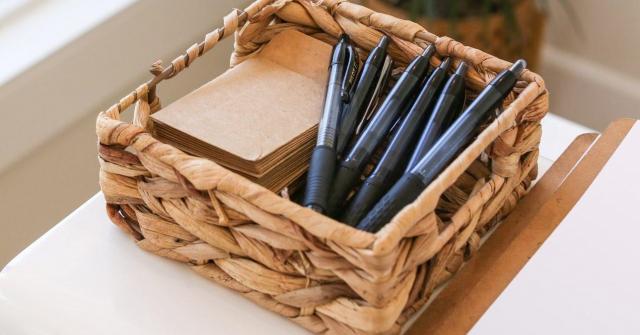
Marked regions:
[96,0,548,333]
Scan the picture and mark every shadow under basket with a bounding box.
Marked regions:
[96,0,548,334]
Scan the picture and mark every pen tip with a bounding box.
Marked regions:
[339,34,350,43]
[509,59,527,76]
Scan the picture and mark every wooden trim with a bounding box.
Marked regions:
[408,118,637,334]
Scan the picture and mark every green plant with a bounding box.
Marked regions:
[387,0,518,20]
[381,0,583,42]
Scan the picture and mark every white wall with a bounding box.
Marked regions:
[540,0,640,130]
[0,0,245,267]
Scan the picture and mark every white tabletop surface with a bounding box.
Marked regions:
[471,122,640,334]
[0,114,592,334]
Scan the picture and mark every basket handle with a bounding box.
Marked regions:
[103,0,283,121]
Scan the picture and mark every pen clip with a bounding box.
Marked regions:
[341,44,359,103]
[355,55,393,135]
[366,55,393,114]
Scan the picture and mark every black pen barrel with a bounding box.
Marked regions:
[352,45,435,160]
[341,57,451,225]
[304,35,354,213]
[355,173,426,232]
[326,45,436,214]
[336,36,390,155]
[407,61,468,171]
[341,174,387,226]
[412,60,527,190]
[358,59,526,231]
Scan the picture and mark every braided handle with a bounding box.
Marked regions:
[102,4,261,120]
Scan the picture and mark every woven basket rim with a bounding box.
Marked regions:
[96,1,548,332]
[96,0,547,253]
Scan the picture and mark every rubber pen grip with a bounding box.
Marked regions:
[326,164,361,216]
[341,175,386,226]
[303,146,336,213]
[356,173,426,232]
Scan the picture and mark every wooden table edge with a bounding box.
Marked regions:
[407,118,637,335]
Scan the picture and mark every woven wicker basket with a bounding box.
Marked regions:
[96,0,548,333]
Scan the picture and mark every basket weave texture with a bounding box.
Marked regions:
[96,0,548,334]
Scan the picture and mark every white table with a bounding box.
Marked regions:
[0,114,591,334]
[471,121,640,334]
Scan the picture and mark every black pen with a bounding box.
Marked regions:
[406,61,468,171]
[303,34,358,213]
[326,45,436,215]
[336,36,392,156]
[344,57,393,154]
[357,59,526,232]
[341,57,452,226]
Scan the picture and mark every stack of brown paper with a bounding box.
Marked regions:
[151,30,331,191]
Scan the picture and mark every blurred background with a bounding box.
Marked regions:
[0,0,638,267]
